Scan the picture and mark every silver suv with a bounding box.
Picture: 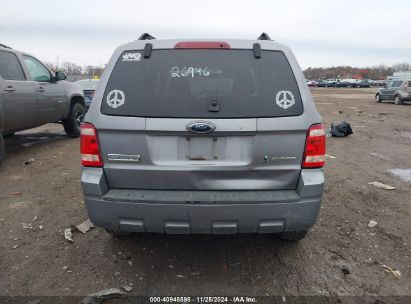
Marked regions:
[375,79,411,104]
[80,33,326,241]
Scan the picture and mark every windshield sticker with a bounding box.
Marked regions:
[275,90,295,110]
[107,89,126,109]
[122,52,141,62]
[170,66,210,78]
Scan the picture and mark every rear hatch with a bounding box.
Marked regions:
[98,46,307,190]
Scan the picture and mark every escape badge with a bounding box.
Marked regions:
[122,52,141,62]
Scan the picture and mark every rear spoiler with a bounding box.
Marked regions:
[134,32,273,59]
[136,32,272,41]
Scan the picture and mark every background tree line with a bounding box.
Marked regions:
[44,61,105,81]
[304,62,411,80]
[43,60,411,82]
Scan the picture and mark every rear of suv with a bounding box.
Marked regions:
[80,33,325,241]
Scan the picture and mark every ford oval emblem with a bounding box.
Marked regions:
[187,121,216,134]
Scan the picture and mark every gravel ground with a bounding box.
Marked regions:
[0,88,410,298]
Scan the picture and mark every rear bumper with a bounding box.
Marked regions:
[81,168,324,234]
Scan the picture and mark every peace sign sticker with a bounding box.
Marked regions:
[275,90,295,110]
[107,89,126,109]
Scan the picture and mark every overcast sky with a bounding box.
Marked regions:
[1,0,410,69]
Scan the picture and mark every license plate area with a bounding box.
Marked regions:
[147,135,253,164]
[180,136,226,161]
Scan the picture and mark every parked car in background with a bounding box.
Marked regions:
[80,33,326,241]
[368,80,377,86]
[316,80,327,87]
[339,79,357,88]
[336,80,350,88]
[375,79,411,105]
[75,79,99,109]
[373,80,387,87]
[355,79,371,88]
[325,79,338,87]
[306,80,317,87]
[0,43,85,164]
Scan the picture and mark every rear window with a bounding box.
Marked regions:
[101,49,303,118]
[0,50,25,81]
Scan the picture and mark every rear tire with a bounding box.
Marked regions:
[375,94,382,103]
[394,95,403,105]
[279,230,308,241]
[63,102,85,138]
[0,133,4,165]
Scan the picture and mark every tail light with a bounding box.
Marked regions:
[80,123,103,167]
[302,124,326,168]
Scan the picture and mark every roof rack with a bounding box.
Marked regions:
[257,33,272,41]
[138,33,156,40]
[0,43,12,49]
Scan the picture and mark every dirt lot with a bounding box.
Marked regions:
[0,88,410,297]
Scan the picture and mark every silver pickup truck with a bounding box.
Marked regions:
[0,44,85,164]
